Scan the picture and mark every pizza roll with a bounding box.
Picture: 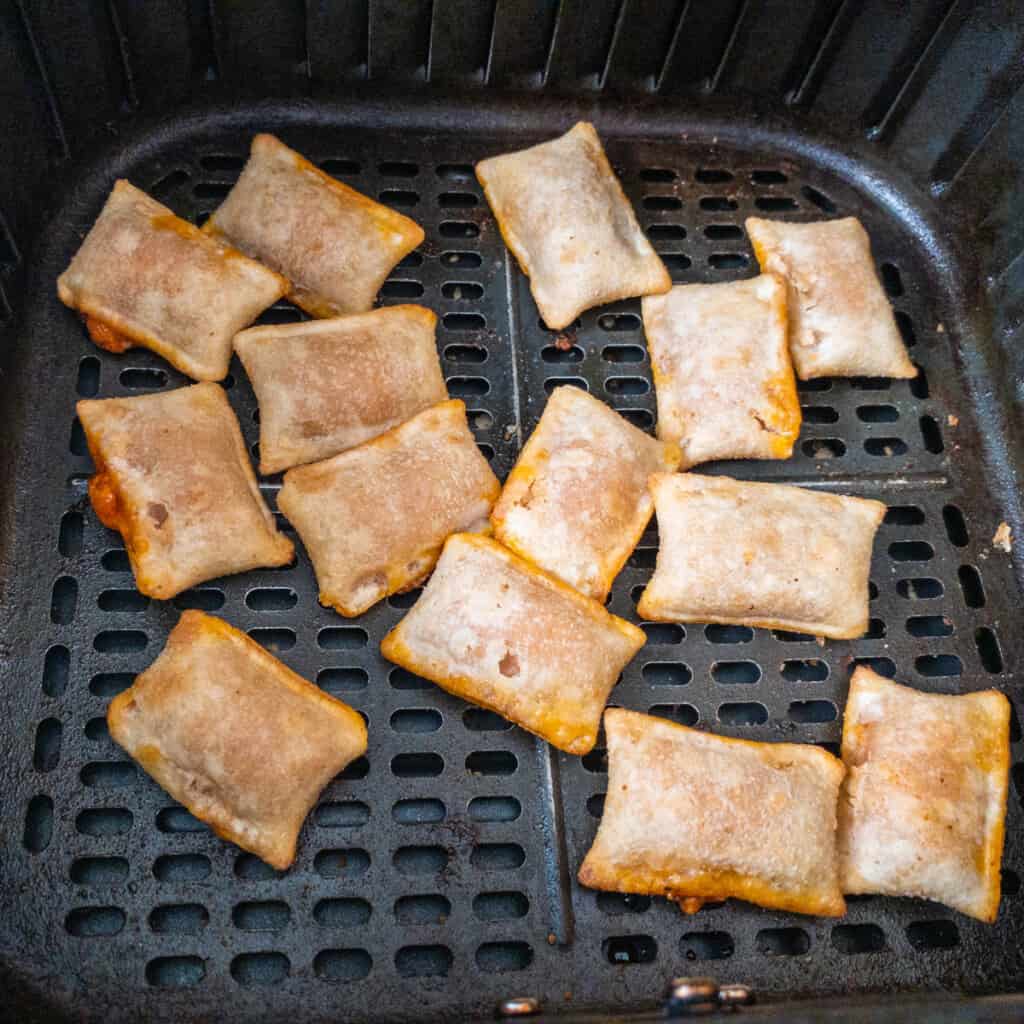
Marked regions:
[745,216,916,379]
[77,383,294,599]
[234,305,447,474]
[491,387,681,601]
[838,667,1010,922]
[476,122,671,330]
[205,133,424,317]
[381,534,645,754]
[108,611,367,869]
[637,474,884,639]
[579,709,847,916]
[279,400,500,617]
[641,275,801,465]
[57,180,287,381]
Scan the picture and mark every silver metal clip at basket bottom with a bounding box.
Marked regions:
[665,977,754,1016]
[497,996,540,1017]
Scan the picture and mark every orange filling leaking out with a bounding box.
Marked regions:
[89,463,150,567]
[88,464,124,532]
[85,315,133,354]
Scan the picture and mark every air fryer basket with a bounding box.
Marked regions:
[1,3,1022,1022]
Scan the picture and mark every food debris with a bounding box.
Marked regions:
[547,933,557,946]
[993,522,1013,553]
[947,414,959,427]
[815,636,826,648]
[936,323,945,333]
[553,333,574,351]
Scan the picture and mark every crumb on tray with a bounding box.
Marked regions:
[993,521,1012,553]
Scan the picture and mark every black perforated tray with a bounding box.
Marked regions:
[0,99,1022,1023]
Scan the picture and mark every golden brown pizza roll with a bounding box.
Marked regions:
[279,400,501,617]
[234,304,448,475]
[57,180,287,381]
[491,386,681,601]
[637,473,885,639]
[108,611,367,869]
[476,122,671,330]
[641,274,801,465]
[745,216,916,379]
[77,382,293,599]
[205,133,424,317]
[838,667,1010,922]
[381,533,645,754]
[579,709,847,916]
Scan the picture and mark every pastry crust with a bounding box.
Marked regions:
[745,216,916,379]
[279,400,501,616]
[579,709,847,916]
[206,133,424,317]
[637,473,885,639]
[838,667,1010,922]
[234,305,448,474]
[491,386,681,601]
[57,180,287,380]
[108,611,367,869]
[476,122,671,330]
[381,534,645,754]
[641,274,800,465]
[77,383,294,599]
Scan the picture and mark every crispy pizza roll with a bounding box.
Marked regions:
[838,667,1010,922]
[491,386,681,601]
[641,275,801,465]
[234,305,447,474]
[637,474,885,639]
[109,611,367,869]
[579,709,847,916]
[77,383,294,599]
[745,216,916,379]
[205,133,424,317]
[476,122,670,330]
[381,534,645,754]
[279,400,501,617]
[57,180,287,381]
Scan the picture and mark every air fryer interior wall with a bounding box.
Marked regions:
[0,4,1022,1023]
